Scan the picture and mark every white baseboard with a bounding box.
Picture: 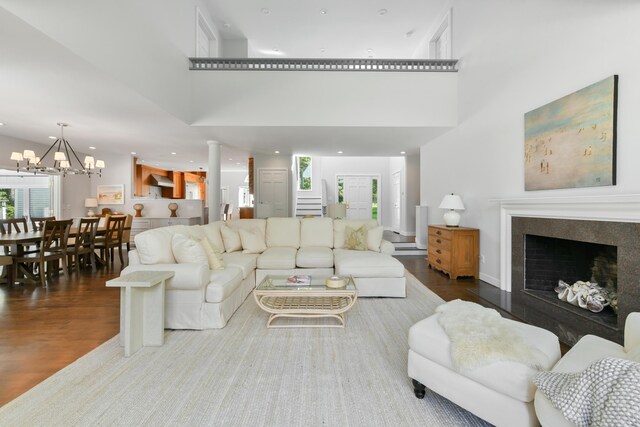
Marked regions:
[479,272,500,288]
[400,230,416,237]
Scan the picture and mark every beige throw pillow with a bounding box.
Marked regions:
[344,226,368,251]
[200,237,225,270]
[367,225,384,252]
[220,224,242,252]
[171,234,209,265]
[239,228,267,254]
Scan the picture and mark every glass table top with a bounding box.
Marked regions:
[256,275,355,292]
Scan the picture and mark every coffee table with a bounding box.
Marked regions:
[254,275,357,328]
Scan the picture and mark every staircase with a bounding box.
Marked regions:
[392,241,428,256]
[295,196,324,218]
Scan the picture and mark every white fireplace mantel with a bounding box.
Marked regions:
[496,194,640,292]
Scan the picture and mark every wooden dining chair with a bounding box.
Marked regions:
[121,214,133,252]
[0,255,12,285]
[66,217,99,274]
[30,216,56,232]
[0,218,29,233]
[12,219,72,287]
[94,215,126,266]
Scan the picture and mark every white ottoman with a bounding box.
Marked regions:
[408,314,561,427]
[333,250,406,297]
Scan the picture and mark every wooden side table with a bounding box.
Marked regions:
[428,225,479,279]
[106,270,174,357]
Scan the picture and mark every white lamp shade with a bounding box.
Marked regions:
[29,156,40,165]
[95,160,105,168]
[84,156,95,166]
[60,160,71,168]
[54,151,67,161]
[10,152,23,161]
[23,150,36,159]
[84,198,98,208]
[438,194,465,211]
[328,203,347,219]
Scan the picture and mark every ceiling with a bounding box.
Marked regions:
[0,1,449,172]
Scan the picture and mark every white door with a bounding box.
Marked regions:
[257,169,288,218]
[392,171,401,232]
[342,176,373,220]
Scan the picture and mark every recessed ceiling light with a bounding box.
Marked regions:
[228,158,233,161]
[378,8,388,16]
[368,55,373,58]
[189,160,194,163]
[406,30,415,38]
[236,162,241,165]
[140,160,145,163]
[274,150,280,154]
[131,152,136,155]
[171,152,177,155]
[273,48,279,52]
[320,48,326,53]
[400,151,406,154]
[320,8,327,15]
[261,8,270,14]
[223,22,231,28]
[48,136,57,139]
[89,146,96,150]
[367,48,373,53]
[155,163,160,166]
[337,151,343,154]
[0,123,4,126]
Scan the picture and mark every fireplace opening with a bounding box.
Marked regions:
[524,234,618,327]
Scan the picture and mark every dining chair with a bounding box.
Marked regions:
[30,216,56,232]
[0,218,29,233]
[94,215,126,266]
[66,217,99,274]
[0,255,12,285]
[121,214,133,252]
[12,219,72,287]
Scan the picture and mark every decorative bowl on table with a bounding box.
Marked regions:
[133,203,144,218]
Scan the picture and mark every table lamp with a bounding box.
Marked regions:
[438,193,465,227]
[328,203,347,219]
[85,198,98,216]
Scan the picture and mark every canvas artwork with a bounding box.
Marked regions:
[97,184,125,205]
[524,75,618,191]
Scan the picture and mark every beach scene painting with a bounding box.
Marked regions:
[524,75,617,191]
[97,184,124,205]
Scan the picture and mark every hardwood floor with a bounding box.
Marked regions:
[0,254,519,407]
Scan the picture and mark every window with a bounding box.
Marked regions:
[372,178,378,220]
[0,170,52,219]
[196,7,217,58]
[238,186,253,207]
[297,156,312,191]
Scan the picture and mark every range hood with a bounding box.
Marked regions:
[149,174,174,188]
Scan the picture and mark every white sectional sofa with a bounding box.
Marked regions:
[121,217,406,330]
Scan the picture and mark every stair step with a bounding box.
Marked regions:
[393,242,416,249]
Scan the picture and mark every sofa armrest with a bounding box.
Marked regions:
[380,240,395,255]
[121,263,209,291]
[625,312,640,352]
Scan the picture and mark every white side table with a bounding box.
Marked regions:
[106,271,174,357]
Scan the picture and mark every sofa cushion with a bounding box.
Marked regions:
[135,225,189,264]
[220,224,242,252]
[333,219,379,249]
[239,228,267,254]
[201,222,225,252]
[222,252,258,279]
[200,237,225,270]
[205,266,243,303]
[409,314,560,403]
[257,247,297,269]
[367,225,384,252]
[344,226,368,250]
[551,335,626,374]
[225,219,267,237]
[266,217,300,248]
[171,234,209,265]
[296,247,334,268]
[300,218,334,248]
[334,249,404,277]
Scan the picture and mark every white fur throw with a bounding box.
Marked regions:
[436,299,549,372]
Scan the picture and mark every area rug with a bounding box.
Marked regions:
[0,272,489,426]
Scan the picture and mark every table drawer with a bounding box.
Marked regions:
[428,249,451,269]
[429,227,452,240]
[428,235,451,252]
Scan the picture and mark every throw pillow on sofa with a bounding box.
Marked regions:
[367,225,384,252]
[344,226,368,251]
[200,237,225,270]
[171,234,209,265]
[239,228,267,254]
[220,224,242,252]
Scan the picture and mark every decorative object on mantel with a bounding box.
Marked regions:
[97,184,124,205]
[555,280,618,313]
[84,198,98,216]
[438,193,465,227]
[524,75,618,191]
[168,202,178,218]
[133,203,144,218]
[9,123,105,177]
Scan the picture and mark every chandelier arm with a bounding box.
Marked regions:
[65,139,88,171]
[36,139,60,166]
[63,139,73,169]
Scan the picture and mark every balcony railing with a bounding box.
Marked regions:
[189,58,457,72]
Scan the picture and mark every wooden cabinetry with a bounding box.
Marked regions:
[427,225,479,279]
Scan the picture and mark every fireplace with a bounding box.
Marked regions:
[511,217,640,345]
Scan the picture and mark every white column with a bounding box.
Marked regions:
[207,140,221,223]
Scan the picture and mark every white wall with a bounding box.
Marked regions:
[420,0,640,287]
[221,170,248,209]
[0,134,90,218]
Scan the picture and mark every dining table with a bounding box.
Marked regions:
[0,225,131,285]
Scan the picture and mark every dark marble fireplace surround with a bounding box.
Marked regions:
[512,217,640,345]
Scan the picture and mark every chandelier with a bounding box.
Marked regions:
[10,123,105,177]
